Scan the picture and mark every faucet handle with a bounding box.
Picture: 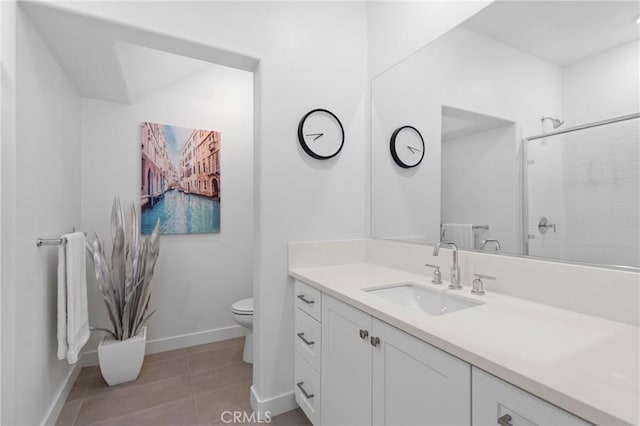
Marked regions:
[472,273,495,295]
[424,264,443,284]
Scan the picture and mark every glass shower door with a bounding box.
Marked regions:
[524,117,640,267]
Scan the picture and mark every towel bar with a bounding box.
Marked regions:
[440,224,490,242]
[36,237,67,247]
[36,231,86,247]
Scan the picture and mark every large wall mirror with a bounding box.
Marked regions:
[371,0,640,270]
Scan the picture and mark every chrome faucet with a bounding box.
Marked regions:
[433,242,461,290]
[480,239,501,251]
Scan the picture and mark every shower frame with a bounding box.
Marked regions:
[525,112,640,141]
[520,111,640,266]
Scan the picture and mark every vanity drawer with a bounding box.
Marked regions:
[295,308,322,372]
[295,280,321,321]
[472,368,589,426]
[295,355,321,425]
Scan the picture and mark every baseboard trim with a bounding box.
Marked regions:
[81,324,246,367]
[250,385,297,420]
[41,363,81,426]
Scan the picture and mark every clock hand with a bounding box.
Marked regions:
[407,146,421,154]
[305,133,324,141]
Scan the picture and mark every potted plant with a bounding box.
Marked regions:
[87,198,160,386]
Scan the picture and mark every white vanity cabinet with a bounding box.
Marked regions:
[296,283,590,426]
[472,368,589,426]
[372,319,471,425]
[320,292,373,426]
[294,281,323,425]
[321,294,471,426]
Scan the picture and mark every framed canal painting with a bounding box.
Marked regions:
[141,122,221,234]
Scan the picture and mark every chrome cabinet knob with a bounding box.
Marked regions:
[370,336,380,347]
[359,329,369,340]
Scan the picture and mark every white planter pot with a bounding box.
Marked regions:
[98,327,147,386]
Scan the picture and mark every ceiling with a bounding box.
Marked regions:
[114,43,212,103]
[441,106,513,142]
[21,1,639,102]
[463,0,640,67]
[20,2,255,104]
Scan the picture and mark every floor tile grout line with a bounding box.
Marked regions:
[80,359,191,401]
[74,377,195,426]
[187,339,245,357]
[82,396,197,426]
[186,346,203,425]
[61,341,246,426]
[188,360,249,379]
[69,368,90,426]
[192,376,253,399]
[70,399,83,426]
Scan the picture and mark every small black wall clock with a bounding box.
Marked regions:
[298,108,345,160]
[390,125,425,168]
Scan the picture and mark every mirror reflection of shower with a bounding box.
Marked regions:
[541,116,564,131]
[525,113,640,268]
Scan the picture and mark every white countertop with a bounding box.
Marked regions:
[289,262,640,426]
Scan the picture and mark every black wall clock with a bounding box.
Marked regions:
[298,108,345,160]
[390,125,425,168]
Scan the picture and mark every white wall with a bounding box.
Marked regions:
[371,26,562,242]
[367,1,492,78]
[442,124,520,253]
[0,1,17,423]
[11,8,81,425]
[563,40,640,127]
[52,1,369,412]
[80,65,254,352]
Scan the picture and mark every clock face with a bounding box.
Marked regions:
[390,126,425,168]
[298,109,345,160]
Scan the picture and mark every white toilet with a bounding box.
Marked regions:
[231,297,253,363]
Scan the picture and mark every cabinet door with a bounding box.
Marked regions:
[372,319,471,426]
[321,295,372,426]
[472,368,588,426]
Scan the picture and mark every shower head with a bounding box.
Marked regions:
[541,116,564,129]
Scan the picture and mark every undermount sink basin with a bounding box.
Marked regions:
[364,283,482,316]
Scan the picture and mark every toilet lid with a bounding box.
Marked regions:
[232,297,253,314]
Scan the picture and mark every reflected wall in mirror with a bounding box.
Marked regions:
[371,0,640,269]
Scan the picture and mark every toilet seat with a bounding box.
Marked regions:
[232,297,253,315]
[231,297,254,363]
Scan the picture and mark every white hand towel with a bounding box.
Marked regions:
[57,243,68,360]
[441,223,474,250]
[63,232,90,364]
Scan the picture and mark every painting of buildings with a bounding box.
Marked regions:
[141,122,221,234]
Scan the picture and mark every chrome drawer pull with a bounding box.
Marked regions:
[497,414,513,426]
[296,381,314,399]
[359,329,369,340]
[296,332,315,346]
[297,294,315,305]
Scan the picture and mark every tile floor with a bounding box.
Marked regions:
[56,337,311,426]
